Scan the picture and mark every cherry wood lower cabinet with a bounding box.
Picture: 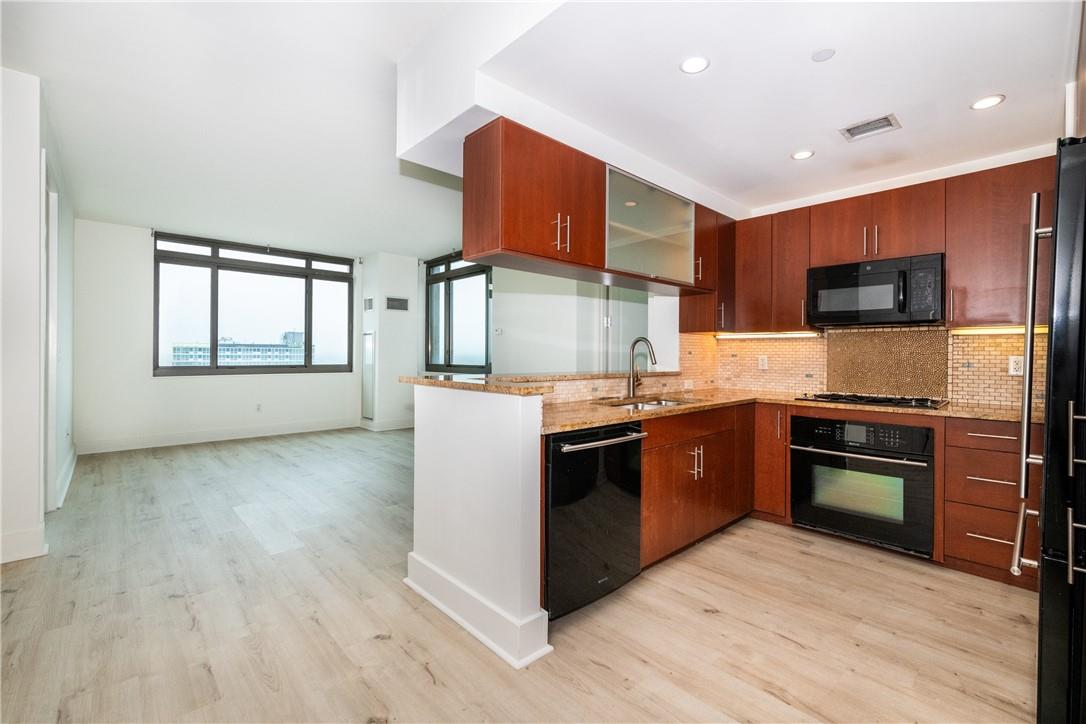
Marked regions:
[640,409,750,567]
[752,403,788,520]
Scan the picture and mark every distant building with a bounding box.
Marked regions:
[171,331,307,366]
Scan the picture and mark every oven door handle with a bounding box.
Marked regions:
[789,444,929,468]
[897,270,907,313]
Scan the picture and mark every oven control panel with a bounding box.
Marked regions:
[792,416,934,456]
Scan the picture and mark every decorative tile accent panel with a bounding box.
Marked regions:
[715,336,826,393]
[950,332,1048,408]
[826,327,949,398]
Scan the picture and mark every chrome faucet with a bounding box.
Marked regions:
[627,336,657,398]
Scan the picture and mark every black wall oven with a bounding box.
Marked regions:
[806,253,943,326]
[790,416,935,557]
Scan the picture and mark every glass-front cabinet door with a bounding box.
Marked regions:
[606,168,695,284]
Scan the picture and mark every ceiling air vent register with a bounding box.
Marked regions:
[839,113,902,142]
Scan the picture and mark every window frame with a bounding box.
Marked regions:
[425,252,491,374]
[153,231,354,376]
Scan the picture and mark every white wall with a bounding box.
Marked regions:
[73,220,362,453]
[2,68,47,563]
[359,252,418,431]
[43,110,76,511]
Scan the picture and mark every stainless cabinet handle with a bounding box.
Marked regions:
[559,431,647,453]
[873,225,879,255]
[696,256,703,281]
[552,212,562,251]
[1068,400,1086,476]
[966,532,1013,546]
[965,475,1016,487]
[1009,500,1040,575]
[1067,508,1086,584]
[967,432,1018,441]
[862,226,868,256]
[949,288,955,322]
[699,445,704,479]
[789,444,928,467]
[719,303,725,329]
[801,299,805,325]
[565,214,571,253]
[689,448,699,479]
[776,410,781,439]
[1017,192,1050,499]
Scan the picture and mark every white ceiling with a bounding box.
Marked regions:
[482,1,1078,212]
[2,1,464,260]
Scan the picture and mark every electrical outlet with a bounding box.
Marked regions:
[758,355,769,371]
[1008,356,1024,376]
[256,403,263,412]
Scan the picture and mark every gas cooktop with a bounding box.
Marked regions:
[796,393,950,409]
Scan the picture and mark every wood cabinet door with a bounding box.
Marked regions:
[560,146,606,268]
[734,216,773,332]
[693,205,719,290]
[700,430,741,535]
[809,194,872,267]
[945,156,1056,327]
[871,179,945,259]
[771,207,810,331]
[498,119,567,262]
[753,403,787,517]
[641,442,699,566]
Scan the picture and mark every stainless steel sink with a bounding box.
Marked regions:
[597,397,701,411]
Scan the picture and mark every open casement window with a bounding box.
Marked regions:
[425,252,491,373]
[153,231,353,376]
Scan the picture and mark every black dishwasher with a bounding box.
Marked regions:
[544,423,644,619]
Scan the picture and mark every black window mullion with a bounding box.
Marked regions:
[444,278,453,367]
[304,276,313,368]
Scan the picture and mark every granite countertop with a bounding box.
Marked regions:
[541,388,1045,435]
[400,374,556,396]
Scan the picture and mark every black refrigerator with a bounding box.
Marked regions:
[1031,136,1086,721]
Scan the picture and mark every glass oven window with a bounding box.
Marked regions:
[817,284,895,312]
[811,465,905,524]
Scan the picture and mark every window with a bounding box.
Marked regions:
[153,232,353,375]
[425,252,490,373]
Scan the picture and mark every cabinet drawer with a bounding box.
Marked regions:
[642,407,736,450]
[944,501,1038,574]
[945,446,1042,512]
[946,418,1043,454]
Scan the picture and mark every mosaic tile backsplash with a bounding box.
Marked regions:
[542,330,1047,411]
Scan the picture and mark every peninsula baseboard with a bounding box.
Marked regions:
[76,417,361,454]
[405,551,552,669]
[359,416,414,432]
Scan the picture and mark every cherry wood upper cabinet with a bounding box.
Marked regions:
[733,216,774,332]
[870,179,945,259]
[771,207,811,330]
[810,181,945,266]
[809,194,872,267]
[462,117,605,268]
[693,204,719,290]
[945,156,1056,327]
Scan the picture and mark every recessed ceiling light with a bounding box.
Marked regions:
[791,150,815,161]
[971,94,1006,110]
[624,200,638,207]
[811,48,835,63]
[680,56,710,74]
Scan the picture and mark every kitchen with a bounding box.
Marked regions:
[403,37,1084,723]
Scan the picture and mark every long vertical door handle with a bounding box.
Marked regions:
[553,212,562,251]
[1017,192,1046,499]
[801,298,805,325]
[863,226,868,256]
[873,225,879,255]
[699,445,705,479]
[689,448,699,479]
[564,215,571,253]
[1068,508,1086,584]
[696,256,703,281]
[776,410,781,439]
[949,288,955,322]
[719,303,725,329]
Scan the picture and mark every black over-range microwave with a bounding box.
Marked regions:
[806,253,943,327]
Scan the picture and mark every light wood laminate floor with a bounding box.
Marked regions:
[2,428,1038,723]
